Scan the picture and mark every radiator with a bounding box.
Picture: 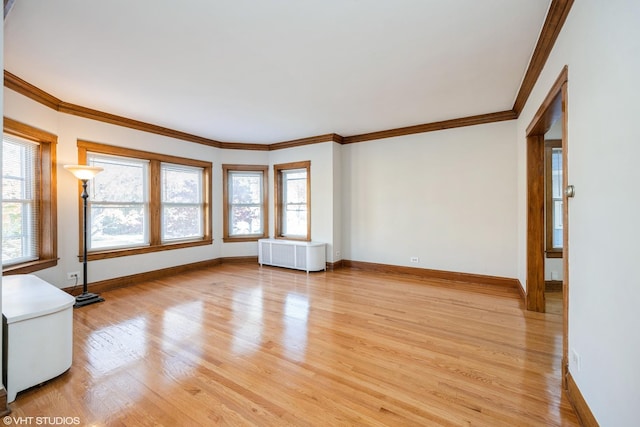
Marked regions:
[258,238,326,273]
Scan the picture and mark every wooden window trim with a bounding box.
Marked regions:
[274,160,311,241]
[222,164,269,243]
[76,140,212,261]
[2,117,58,275]
[545,139,563,258]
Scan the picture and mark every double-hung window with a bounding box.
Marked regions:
[162,163,205,242]
[3,135,39,264]
[274,161,311,241]
[222,165,268,242]
[87,153,149,250]
[77,140,211,260]
[545,140,563,257]
[2,118,57,274]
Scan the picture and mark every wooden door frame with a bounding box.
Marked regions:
[526,66,569,383]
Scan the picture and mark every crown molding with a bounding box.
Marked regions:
[4,70,225,148]
[269,133,343,150]
[512,0,574,116]
[3,1,573,149]
[59,101,223,148]
[4,70,61,110]
[343,110,517,144]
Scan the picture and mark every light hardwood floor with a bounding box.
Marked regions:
[8,264,579,426]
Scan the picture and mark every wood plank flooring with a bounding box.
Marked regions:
[7,264,579,426]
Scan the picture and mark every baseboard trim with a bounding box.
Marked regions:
[220,256,258,264]
[63,257,518,297]
[326,260,344,271]
[342,260,519,289]
[0,387,9,416]
[545,280,563,292]
[516,279,526,302]
[63,258,222,295]
[566,372,599,426]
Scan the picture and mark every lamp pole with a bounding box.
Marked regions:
[64,165,105,308]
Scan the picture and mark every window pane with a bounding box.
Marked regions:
[161,163,204,241]
[282,168,307,236]
[90,156,147,203]
[230,205,262,235]
[87,153,149,249]
[553,200,563,249]
[284,170,307,204]
[162,165,202,203]
[90,205,147,249]
[551,147,563,249]
[227,170,264,237]
[230,172,261,204]
[2,135,39,265]
[284,205,307,236]
[163,206,202,240]
[551,148,563,199]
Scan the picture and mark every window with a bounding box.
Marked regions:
[2,118,57,274]
[162,163,204,242]
[88,154,149,249]
[3,136,39,264]
[222,165,268,242]
[77,140,211,260]
[545,140,563,257]
[274,161,310,241]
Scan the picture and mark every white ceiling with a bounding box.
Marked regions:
[4,1,551,144]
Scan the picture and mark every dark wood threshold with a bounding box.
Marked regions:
[545,280,563,292]
[566,373,599,426]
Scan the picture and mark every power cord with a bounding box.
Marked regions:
[70,273,80,295]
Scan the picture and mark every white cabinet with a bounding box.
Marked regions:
[2,275,75,402]
[258,239,326,272]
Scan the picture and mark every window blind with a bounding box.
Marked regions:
[2,134,40,265]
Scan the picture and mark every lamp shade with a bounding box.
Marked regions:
[64,165,104,180]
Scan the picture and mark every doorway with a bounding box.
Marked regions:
[526,66,569,382]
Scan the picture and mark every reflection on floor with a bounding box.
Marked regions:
[7,264,579,426]
[546,291,563,315]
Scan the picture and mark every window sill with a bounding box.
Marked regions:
[84,238,213,261]
[3,258,59,275]
[275,235,311,242]
[223,235,267,243]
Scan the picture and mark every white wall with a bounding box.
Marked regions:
[268,142,338,262]
[545,258,563,281]
[516,1,640,424]
[4,89,219,288]
[3,88,340,284]
[332,142,343,262]
[342,120,518,278]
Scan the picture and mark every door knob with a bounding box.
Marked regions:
[565,185,575,198]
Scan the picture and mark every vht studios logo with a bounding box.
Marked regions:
[3,416,81,426]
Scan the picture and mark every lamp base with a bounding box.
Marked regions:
[74,292,105,308]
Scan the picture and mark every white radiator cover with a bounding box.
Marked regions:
[258,239,326,272]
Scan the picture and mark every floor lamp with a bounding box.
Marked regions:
[64,164,105,308]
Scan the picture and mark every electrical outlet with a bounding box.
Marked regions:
[67,271,80,280]
[571,349,581,371]
[410,257,419,263]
